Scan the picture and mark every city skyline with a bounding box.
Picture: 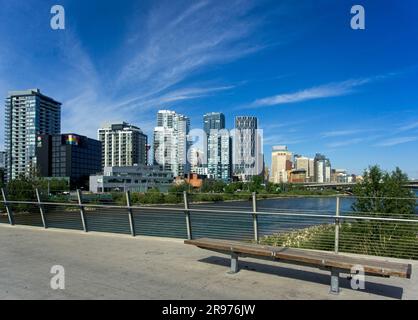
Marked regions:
[1,1,418,177]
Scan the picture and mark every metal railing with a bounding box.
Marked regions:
[1,188,418,260]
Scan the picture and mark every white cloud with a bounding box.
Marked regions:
[250,78,373,108]
[117,0,265,97]
[375,136,418,147]
[321,129,372,138]
[397,121,418,132]
[326,138,365,148]
[116,85,236,112]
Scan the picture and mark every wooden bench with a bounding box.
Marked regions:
[185,238,412,294]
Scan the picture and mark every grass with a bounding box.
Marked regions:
[260,221,418,260]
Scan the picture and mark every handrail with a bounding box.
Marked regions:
[1,199,417,223]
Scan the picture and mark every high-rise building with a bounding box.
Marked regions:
[203,112,225,135]
[0,151,5,185]
[153,110,190,178]
[98,122,148,168]
[270,146,292,184]
[295,156,315,182]
[207,129,231,181]
[325,159,332,183]
[295,156,309,180]
[36,133,102,189]
[308,158,315,182]
[314,153,331,183]
[233,116,262,181]
[4,89,61,181]
[204,112,231,181]
[0,151,5,169]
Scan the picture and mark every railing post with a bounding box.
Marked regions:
[252,192,259,243]
[1,188,14,225]
[183,191,192,240]
[77,189,88,232]
[334,196,340,254]
[35,188,47,229]
[126,191,135,237]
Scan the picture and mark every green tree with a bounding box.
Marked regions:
[6,175,36,201]
[248,175,263,193]
[200,179,225,193]
[350,165,417,258]
[5,175,38,213]
[168,183,191,194]
[352,165,415,217]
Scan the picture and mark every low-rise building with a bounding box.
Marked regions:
[89,165,173,193]
[184,173,205,189]
[36,133,102,189]
[289,169,307,183]
[331,169,349,183]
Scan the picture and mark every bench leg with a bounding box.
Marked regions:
[228,253,239,274]
[330,268,340,294]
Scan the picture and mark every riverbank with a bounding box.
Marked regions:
[110,189,344,205]
[260,220,418,260]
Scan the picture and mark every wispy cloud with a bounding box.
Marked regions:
[321,129,372,138]
[117,0,267,99]
[326,138,365,148]
[115,85,236,112]
[263,134,305,146]
[246,74,396,109]
[64,0,271,138]
[375,136,418,147]
[397,121,418,132]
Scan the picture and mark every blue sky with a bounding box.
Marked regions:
[1,0,418,177]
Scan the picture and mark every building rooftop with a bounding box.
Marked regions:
[7,89,61,105]
[1,225,416,300]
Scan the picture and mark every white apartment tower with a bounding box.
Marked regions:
[98,122,148,168]
[233,116,263,181]
[4,89,61,181]
[153,110,190,178]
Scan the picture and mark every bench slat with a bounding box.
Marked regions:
[185,238,412,279]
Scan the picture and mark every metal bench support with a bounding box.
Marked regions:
[330,268,340,294]
[228,253,239,274]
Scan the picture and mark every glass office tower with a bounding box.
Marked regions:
[204,112,231,181]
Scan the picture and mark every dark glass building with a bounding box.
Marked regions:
[36,133,102,189]
[203,112,225,135]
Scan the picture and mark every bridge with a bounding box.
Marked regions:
[1,224,417,299]
[295,181,418,189]
[296,182,356,188]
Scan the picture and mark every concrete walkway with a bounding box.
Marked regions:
[0,224,417,300]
